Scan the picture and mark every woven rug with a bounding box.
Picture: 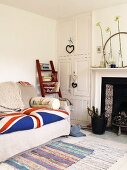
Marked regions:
[1,136,127,170]
[4,141,94,170]
[64,136,127,170]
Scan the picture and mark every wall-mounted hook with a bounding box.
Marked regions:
[68,37,73,44]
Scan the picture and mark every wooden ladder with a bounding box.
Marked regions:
[36,59,62,97]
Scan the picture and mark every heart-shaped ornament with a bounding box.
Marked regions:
[66,45,75,54]
[72,82,77,88]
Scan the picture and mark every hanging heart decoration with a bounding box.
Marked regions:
[66,45,75,54]
[72,82,77,88]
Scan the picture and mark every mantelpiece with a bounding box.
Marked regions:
[91,67,127,113]
[91,67,127,71]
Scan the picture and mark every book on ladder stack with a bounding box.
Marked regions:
[36,59,62,97]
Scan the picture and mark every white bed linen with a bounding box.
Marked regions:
[0,118,70,162]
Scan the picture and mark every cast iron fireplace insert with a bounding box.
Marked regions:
[101,77,127,130]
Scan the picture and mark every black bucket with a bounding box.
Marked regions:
[92,116,107,134]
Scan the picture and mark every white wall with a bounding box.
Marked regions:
[0,4,57,85]
[92,3,127,67]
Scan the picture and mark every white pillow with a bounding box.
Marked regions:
[30,97,60,110]
[0,81,24,112]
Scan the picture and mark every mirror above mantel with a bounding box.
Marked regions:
[103,32,127,68]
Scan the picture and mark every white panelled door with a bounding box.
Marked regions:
[58,56,91,126]
[76,14,91,55]
[70,98,90,126]
[57,18,75,57]
[72,56,90,96]
[58,57,72,99]
[57,13,91,127]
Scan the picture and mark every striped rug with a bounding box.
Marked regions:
[65,137,127,170]
[5,141,94,170]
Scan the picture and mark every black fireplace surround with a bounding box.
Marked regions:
[101,77,127,126]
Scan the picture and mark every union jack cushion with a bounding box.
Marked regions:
[0,108,69,134]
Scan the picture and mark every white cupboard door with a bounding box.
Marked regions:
[58,59,72,98]
[70,98,89,125]
[57,18,75,56]
[72,57,90,96]
[76,14,91,55]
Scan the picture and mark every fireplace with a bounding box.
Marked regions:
[101,77,127,127]
[91,68,127,132]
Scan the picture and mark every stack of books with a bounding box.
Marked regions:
[43,83,55,92]
[41,63,50,70]
[42,76,52,81]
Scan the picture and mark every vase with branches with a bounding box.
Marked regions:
[96,22,107,67]
[115,16,123,67]
[105,27,115,67]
